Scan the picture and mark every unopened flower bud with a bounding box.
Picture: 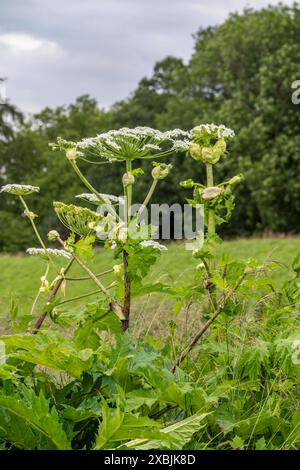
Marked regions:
[118,227,128,242]
[192,248,201,257]
[202,186,223,201]
[122,172,135,187]
[113,264,123,275]
[88,221,97,230]
[180,179,195,189]
[47,230,60,241]
[189,143,202,161]
[212,138,227,163]
[201,147,214,163]
[199,138,227,165]
[152,163,172,180]
[196,262,205,270]
[66,148,77,160]
[229,174,243,186]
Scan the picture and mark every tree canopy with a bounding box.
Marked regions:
[1,4,300,250]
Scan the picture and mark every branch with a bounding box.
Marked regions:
[32,258,75,334]
[172,273,246,373]
[72,253,125,321]
[65,268,113,281]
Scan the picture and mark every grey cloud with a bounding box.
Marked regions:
[0,0,295,113]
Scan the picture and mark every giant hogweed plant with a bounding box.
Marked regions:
[1,127,189,334]
[171,124,286,372]
[1,125,300,450]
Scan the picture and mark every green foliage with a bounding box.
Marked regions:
[0,6,300,450]
[0,313,213,450]
[1,248,300,451]
[0,385,70,449]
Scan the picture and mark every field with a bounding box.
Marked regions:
[1,237,298,335]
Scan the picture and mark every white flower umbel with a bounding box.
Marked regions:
[139,240,167,251]
[53,127,191,162]
[75,192,121,205]
[192,124,235,141]
[171,139,190,151]
[26,248,72,259]
[0,184,40,196]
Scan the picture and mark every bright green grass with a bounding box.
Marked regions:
[0,238,298,331]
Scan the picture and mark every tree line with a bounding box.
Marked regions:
[1,3,300,251]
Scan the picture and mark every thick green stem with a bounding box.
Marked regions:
[32,258,75,334]
[122,160,133,332]
[55,283,116,307]
[30,263,50,315]
[205,163,216,301]
[172,273,246,372]
[70,160,119,221]
[72,253,124,320]
[137,179,158,219]
[123,160,132,224]
[72,254,111,296]
[19,196,56,269]
[206,164,216,236]
[127,160,132,221]
[65,268,113,281]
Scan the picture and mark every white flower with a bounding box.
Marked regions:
[192,124,235,140]
[54,127,190,162]
[142,143,161,151]
[139,240,167,251]
[164,129,191,139]
[26,248,72,259]
[171,139,190,151]
[1,184,40,196]
[75,192,121,204]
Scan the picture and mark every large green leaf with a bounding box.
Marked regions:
[0,386,70,450]
[123,412,209,450]
[2,332,94,378]
[94,399,165,450]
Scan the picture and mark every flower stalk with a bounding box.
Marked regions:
[32,257,75,334]
[122,159,133,331]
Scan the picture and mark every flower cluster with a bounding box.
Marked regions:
[152,163,172,180]
[0,184,40,196]
[191,124,235,141]
[53,202,102,237]
[52,127,191,162]
[26,248,71,259]
[139,240,167,251]
[75,193,121,205]
[188,124,235,165]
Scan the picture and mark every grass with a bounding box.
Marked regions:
[0,238,299,334]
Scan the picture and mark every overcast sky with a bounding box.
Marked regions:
[0,0,296,113]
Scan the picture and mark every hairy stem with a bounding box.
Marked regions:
[30,263,50,315]
[205,163,217,304]
[172,273,246,372]
[72,253,124,320]
[137,178,158,220]
[32,258,75,334]
[70,160,119,221]
[122,250,131,332]
[206,163,215,236]
[55,283,116,307]
[65,268,113,281]
[19,196,56,268]
[121,160,132,332]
